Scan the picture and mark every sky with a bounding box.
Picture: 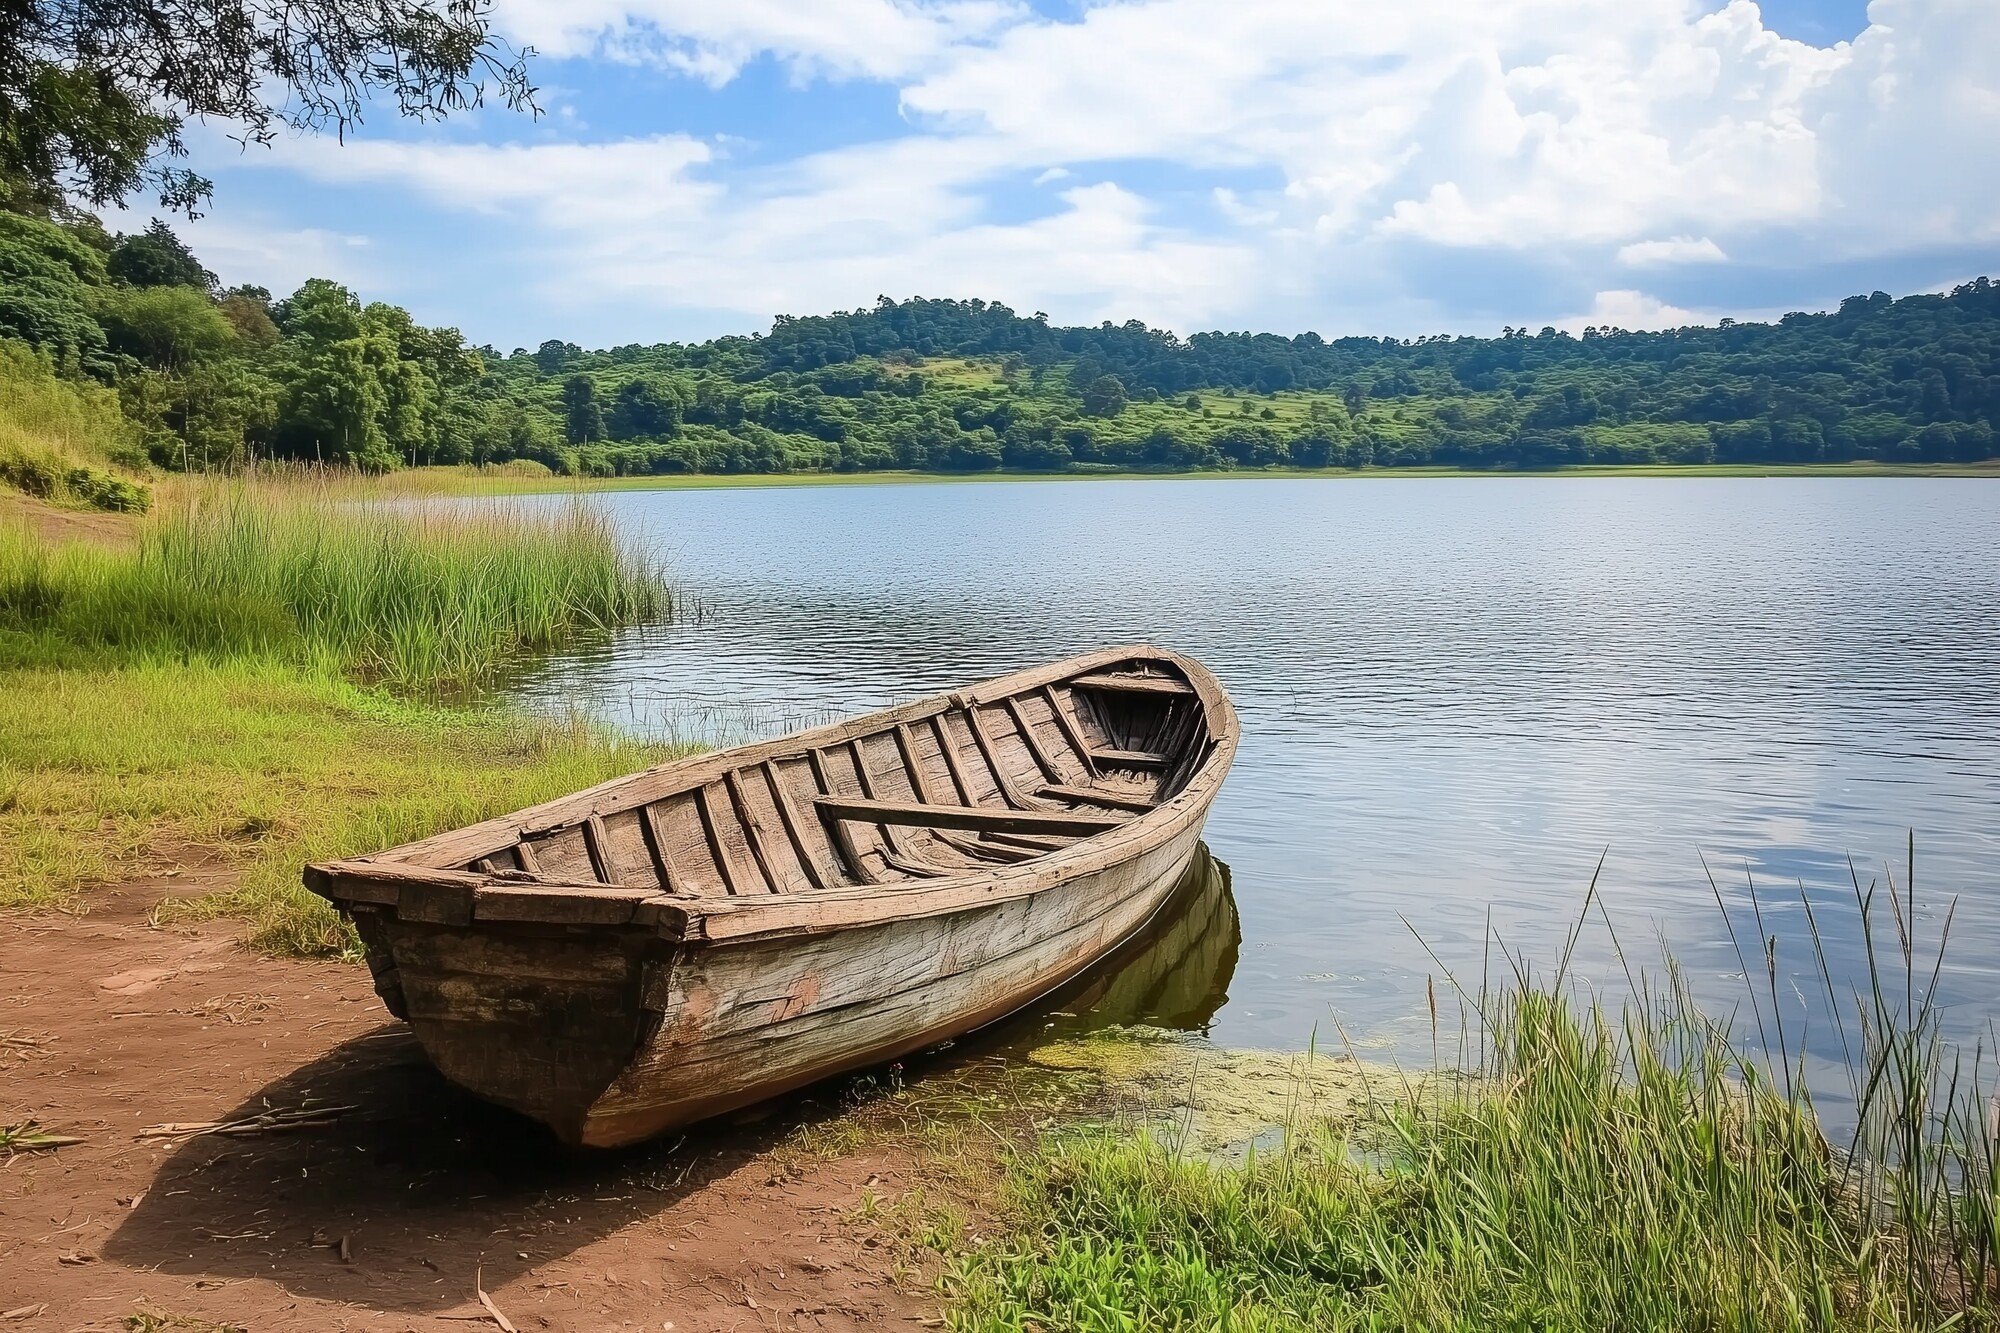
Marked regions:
[155,0,1999,351]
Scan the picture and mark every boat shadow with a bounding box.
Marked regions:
[103,845,1239,1312]
[100,1023,863,1313]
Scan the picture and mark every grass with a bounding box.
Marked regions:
[0,478,677,951]
[320,458,2000,502]
[0,657,670,951]
[1,482,668,694]
[942,862,2000,1331]
[0,341,151,513]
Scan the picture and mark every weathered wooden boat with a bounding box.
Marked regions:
[305,645,1238,1147]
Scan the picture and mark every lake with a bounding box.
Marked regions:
[501,476,2000,1069]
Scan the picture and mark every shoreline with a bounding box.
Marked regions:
[391,459,2000,498]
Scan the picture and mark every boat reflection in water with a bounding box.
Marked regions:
[982,841,1240,1050]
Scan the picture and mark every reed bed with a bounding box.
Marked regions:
[947,862,1999,1331]
[1,484,668,693]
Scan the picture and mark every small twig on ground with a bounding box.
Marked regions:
[476,1268,519,1333]
[136,1105,358,1141]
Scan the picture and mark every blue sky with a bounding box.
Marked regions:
[162,0,1997,351]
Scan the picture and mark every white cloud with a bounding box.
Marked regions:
[256,133,720,231]
[1618,236,1728,266]
[1562,289,1703,333]
[493,0,1026,86]
[110,204,377,295]
[199,0,2000,341]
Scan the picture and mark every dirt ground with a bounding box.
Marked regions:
[0,869,937,1333]
[0,492,139,548]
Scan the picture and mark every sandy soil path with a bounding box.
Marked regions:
[0,872,931,1333]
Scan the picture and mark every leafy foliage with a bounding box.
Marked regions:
[3,204,1999,484]
[0,0,533,213]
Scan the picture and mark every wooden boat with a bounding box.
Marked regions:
[305,645,1238,1147]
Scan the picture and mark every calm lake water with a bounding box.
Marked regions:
[501,477,2000,1072]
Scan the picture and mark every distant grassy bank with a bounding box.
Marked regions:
[325,457,2000,501]
[0,481,676,952]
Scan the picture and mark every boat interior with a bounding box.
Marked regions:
[450,656,1217,896]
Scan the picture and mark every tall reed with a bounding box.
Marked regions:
[0,485,669,693]
[947,854,1999,1331]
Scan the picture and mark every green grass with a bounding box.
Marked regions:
[356,458,2000,501]
[0,481,677,950]
[0,340,151,513]
[0,657,673,951]
[0,483,668,694]
[944,867,2000,1331]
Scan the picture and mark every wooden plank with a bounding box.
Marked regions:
[513,839,544,877]
[637,802,687,895]
[723,770,784,894]
[876,848,955,878]
[933,832,1040,864]
[1037,782,1156,813]
[813,797,1121,836]
[963,705,1034,810]
[1041,685,1099,780]
[474,886,661,926]
[372,645,1174,870]
[1002,696,1065,784]
[1090,747,1171,768]
[929,715,978,806]
[848,736,938,876]
[581,815,614,885]
[807,749,881,886]
[981,830,1073,853]
[693,786,747,897]
[1158,704,1208,795]
[761,762,831,893]
[893,723,938,804]
[1069,671,1193,696]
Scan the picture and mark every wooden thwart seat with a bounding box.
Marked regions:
[1037,782,1155,813]
[812,797,1123,837]
[1069,671,1194,696]
[1089,747,1173,768]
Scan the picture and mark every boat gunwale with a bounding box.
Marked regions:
[305,644,1238,943]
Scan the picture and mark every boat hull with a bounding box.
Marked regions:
[313,645,1239,1147]
[356,802,1210,1146]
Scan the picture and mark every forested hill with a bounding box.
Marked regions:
[4,206,1998,482]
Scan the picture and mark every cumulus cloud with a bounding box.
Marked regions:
[208,0,2000,341]
[492,0,1025,86]
[1562,289,1705,333]
[1618,237,1729,266]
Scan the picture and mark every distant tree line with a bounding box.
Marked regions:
[4,207,1998,478]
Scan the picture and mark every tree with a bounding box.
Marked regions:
[1081,374,1126,417]
[1,0,535,213]
[0,210,110,367]
[95,283,233,370]
[282,335,391,468]
[217,290,279,346]
[607,377,682,440]
[562,374,605,444]
[534,339,579,375]
[107,220,213,289]
[277,278,363,343]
